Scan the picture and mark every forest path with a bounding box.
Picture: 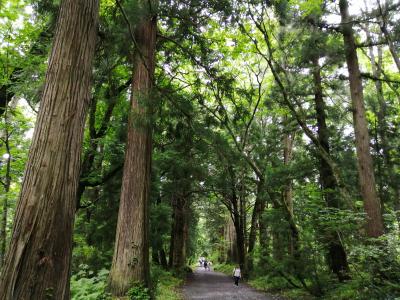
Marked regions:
[182,267,282,300]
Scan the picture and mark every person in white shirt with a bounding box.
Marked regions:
[232,266,241,286]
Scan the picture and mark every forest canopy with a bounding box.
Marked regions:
[0,0,400,299]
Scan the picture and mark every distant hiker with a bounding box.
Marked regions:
[208,260,212,270]
[203,260,208,270]
[199,258,202,267]
[232,266,241,286]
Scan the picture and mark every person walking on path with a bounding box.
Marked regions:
[232,266,241,286]
[204,260,208,270]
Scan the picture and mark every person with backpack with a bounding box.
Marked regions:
[232,266,241,286]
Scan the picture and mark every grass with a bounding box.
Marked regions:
[213,263,313,300]
[153,267,184,300]
[248,276,313,300]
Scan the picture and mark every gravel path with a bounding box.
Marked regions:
[182,267,281,300]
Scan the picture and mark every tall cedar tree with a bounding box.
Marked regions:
[312,55,350,280]
[0,0,99,298]
[339,0,384,237]
[108,8,157,296]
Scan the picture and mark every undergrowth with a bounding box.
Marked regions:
[70,264,183,300]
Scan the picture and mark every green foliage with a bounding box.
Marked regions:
[249,275,291,292]
[151,266,183,300]
[2,1,400,300]
[70,266,111,300]
[289,0,323,17]
[213,263,236,275]
[127,283,151,300]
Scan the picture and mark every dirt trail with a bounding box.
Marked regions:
[182,267,282,300]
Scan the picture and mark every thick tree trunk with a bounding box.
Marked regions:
[108,15,156,295]
[171,195,188,270]
[247,177,265,271]
[339,0,384,237]
[228,169,247,275]
[233,212,247,276]
[0,0,99,298]
[312,56,350,281]
[225,217,238,263]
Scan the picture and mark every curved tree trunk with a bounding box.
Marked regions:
[0,0,99,298]
[108,14,157,296]
[339,0,384,237]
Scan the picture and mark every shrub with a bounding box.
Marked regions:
[70,266,111,300]
[127,282,151,300]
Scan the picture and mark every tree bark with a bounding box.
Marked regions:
[0,0,99,298]
[247,177,265,271]
[238,178,248,276]
[224,217,238,263]
[312,55,350,281]
[170,194,188,270]
[339,0,384,237]
[226,167,247,276]
[282,128,294,256]
[233,211,247,276]
[258,200,269,266]
[108,15,156,295]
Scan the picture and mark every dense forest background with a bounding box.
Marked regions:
[0,0,400,299]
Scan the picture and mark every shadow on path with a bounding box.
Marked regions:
[182,267,280,300]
